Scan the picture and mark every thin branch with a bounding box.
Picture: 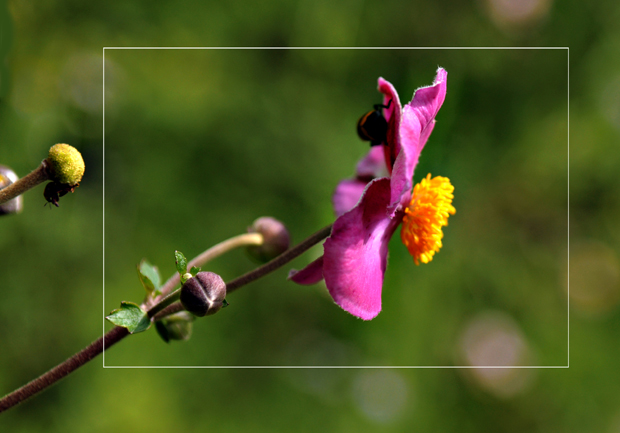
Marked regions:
[151,223,333,321]
[151,301,185,322]
[0,162,50,205]
[147,290,181,319]
[188,232,263,271]
[0,326,129,413]
[226,224,332,293]
[0,223,332,413]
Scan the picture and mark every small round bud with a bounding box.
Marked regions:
[180,271,227,317]
[46,143,85,186]
[246,217,290,263]
[0,165,23,215]
[155,311,195,342]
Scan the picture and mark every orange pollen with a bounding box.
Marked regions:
[400,174,456,265]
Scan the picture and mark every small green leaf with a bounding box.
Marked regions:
[137,259,161,293]
[175,251,188,276]
[189,266,201,277]
[106,301,151,334]
[222,299,229,308]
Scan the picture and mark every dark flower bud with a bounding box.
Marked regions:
[180,271,227,317]
[0,165,23,216]
[246,217,290,263]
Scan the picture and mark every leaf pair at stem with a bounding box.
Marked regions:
[106,251,204,338]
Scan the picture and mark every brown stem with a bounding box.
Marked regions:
[151,301,185,322]
[0,162,50,205]
[0,223,333,413]
[151,223,333,322]
[0,326,129,413]
[226,224,332,293]
[147,290,181,319]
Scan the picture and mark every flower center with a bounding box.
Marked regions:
[400,174,456,265]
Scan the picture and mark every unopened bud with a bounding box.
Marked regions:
[0,165,23,215]
[155,311,195,342]
[246,217,290,263]
[180,271,227,317]
[46,143,85,186]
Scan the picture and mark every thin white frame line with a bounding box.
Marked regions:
[102,46,568,50]
[102,47,570,369]
[567,47,570,368]
[102,47,107,366]
[103,365,569,369]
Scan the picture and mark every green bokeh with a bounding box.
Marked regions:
[1,1,619,432]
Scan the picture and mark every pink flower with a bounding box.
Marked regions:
[290,67,455,320]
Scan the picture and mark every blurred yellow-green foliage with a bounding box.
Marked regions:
[1,0,619,431]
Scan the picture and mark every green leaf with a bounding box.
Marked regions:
[189,266,201,277]
[175,251,188,276]
[106,301,151,334]
[137,259,161,293]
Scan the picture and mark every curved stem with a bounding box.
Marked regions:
[147,289,181,319]
[0,162,50,205]
[151,301,185,322]
[149,232,264,308]
[0,224,332,413]
[188,232,263,271]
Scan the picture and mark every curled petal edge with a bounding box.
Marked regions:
[388,67,447,215]
[288,256,324,285]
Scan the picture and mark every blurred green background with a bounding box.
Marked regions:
[1,0,619,431]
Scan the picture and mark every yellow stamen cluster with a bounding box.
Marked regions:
[400,174,456,265]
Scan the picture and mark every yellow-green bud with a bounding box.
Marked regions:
[46,143,85,185]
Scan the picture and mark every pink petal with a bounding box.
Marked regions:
[409,67,448,128]
[377,78,403,172]
[288,256,324,285]
[332,178,368,218]
[333,146,388,218]
[388,67,448,215]
[323,178,401,320]
[355,145,388,179]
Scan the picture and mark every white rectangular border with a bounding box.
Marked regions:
[103,47,570,369]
